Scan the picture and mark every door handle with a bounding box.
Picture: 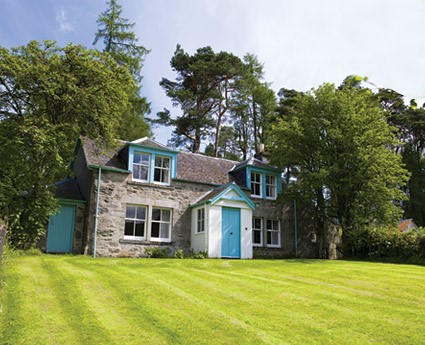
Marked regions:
[230,232,233,235]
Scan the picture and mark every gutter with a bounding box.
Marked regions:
[87,164,131,174]
[93,167,102,258]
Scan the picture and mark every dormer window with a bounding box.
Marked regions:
[128,141,177,186]
[251,172,262,198]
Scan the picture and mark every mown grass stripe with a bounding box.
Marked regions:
[61,257,175,345]
[40,257,115,344]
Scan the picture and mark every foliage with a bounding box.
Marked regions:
[344,225,425,259]
[2,255,425,344]
[375,88,425,226]
[0,40,137,249]
[94,0,150,141]
[144,247,170,258]
[270,82,409,254]
[158,47,275,157]
[231,54,277,159]
[172,249,208,259]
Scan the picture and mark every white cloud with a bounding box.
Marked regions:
[56,8,74,32]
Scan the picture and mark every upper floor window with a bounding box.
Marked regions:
[154,156,170,184]
[252,217,263,246]
[124,205,146,239]
[197,208,205,233]
[133,152,150,182]
[266,175,277,199]
[251,172,262,197]
[266,219,281,248]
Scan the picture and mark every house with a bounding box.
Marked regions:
[44,136,320,259]
[398,219,419,233]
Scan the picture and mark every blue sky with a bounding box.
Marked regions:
[2,0,425,145]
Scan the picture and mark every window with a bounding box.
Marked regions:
[154,156,170,184]
[266,219,280,247]
[252,217,263,246]
[151,208,172,241]
[251,172,262,197]
[133,152,150,181]
[125,205,146,239]
[197,208,205,233]
[266,175,277,199]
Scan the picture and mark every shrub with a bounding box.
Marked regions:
[144,247,170,258]
[343,225,425,259]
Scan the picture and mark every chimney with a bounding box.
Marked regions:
[254,143,270,163]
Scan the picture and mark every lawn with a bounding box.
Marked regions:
[1,254,425,345]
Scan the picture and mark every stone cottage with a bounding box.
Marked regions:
[44,136,320,258]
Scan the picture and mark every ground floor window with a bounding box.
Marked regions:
[197,208,205,233]
[124,204,172,242]
[266,219,281,248]
[252,217,263,246]
[125,205,146,239]
[151,208,172,241]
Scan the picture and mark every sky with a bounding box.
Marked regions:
[2,0,425,146]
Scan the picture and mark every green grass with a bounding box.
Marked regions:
[1,254,425,345]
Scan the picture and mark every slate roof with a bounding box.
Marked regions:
[55,178,85,201]
[130,137,173,150]
[81,137,127,171]
[191,184,232,206]
[176,152,237,185]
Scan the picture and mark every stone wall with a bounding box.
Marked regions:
[84,170,214,257]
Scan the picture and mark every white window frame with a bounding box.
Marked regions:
[153,155,171,185]
[266,175,277,200]
[266,219,281,248]
[252,217,263,247]
[251,171,262,198]
[132,152,150,182]
[150,207,172,242]
[124,204,147,240]
[197,208,205,233]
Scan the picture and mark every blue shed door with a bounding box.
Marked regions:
[221,207,241,258]
[46,205,75,253]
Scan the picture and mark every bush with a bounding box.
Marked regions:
[144,247,170,258]
[343,225,425,259]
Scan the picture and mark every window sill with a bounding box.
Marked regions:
[128,180,172,189]
[195,231,205,235]
[266,245,281,249]
[119,239,173,245]
[253,243,263,247]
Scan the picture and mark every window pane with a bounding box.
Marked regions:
[160,223,170,238]
[125,221,134,236]
[132,165,141,179]
[271,231,279,245]
[253,230,261,244]
[152,208,161,221]
[162,209,171,222]
[140,167,148,181]
[141,154,150,164]
[151,222,160,238]
[133,153,141,164]
[266,219,272,229]
[126,205,136,219]
[135,221,145,237]
[267,231,272,244]
[162,157,170,168]
[136,207,146,220]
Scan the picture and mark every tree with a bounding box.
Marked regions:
[270,83,409,256]
[376,88,425,226]
[94,0,150,140]
[0,40,138,248]
[158,45,245,154]
[231,54,276,158]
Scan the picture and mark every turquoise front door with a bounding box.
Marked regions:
[46,205,75,253]
[221,207,241,258]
